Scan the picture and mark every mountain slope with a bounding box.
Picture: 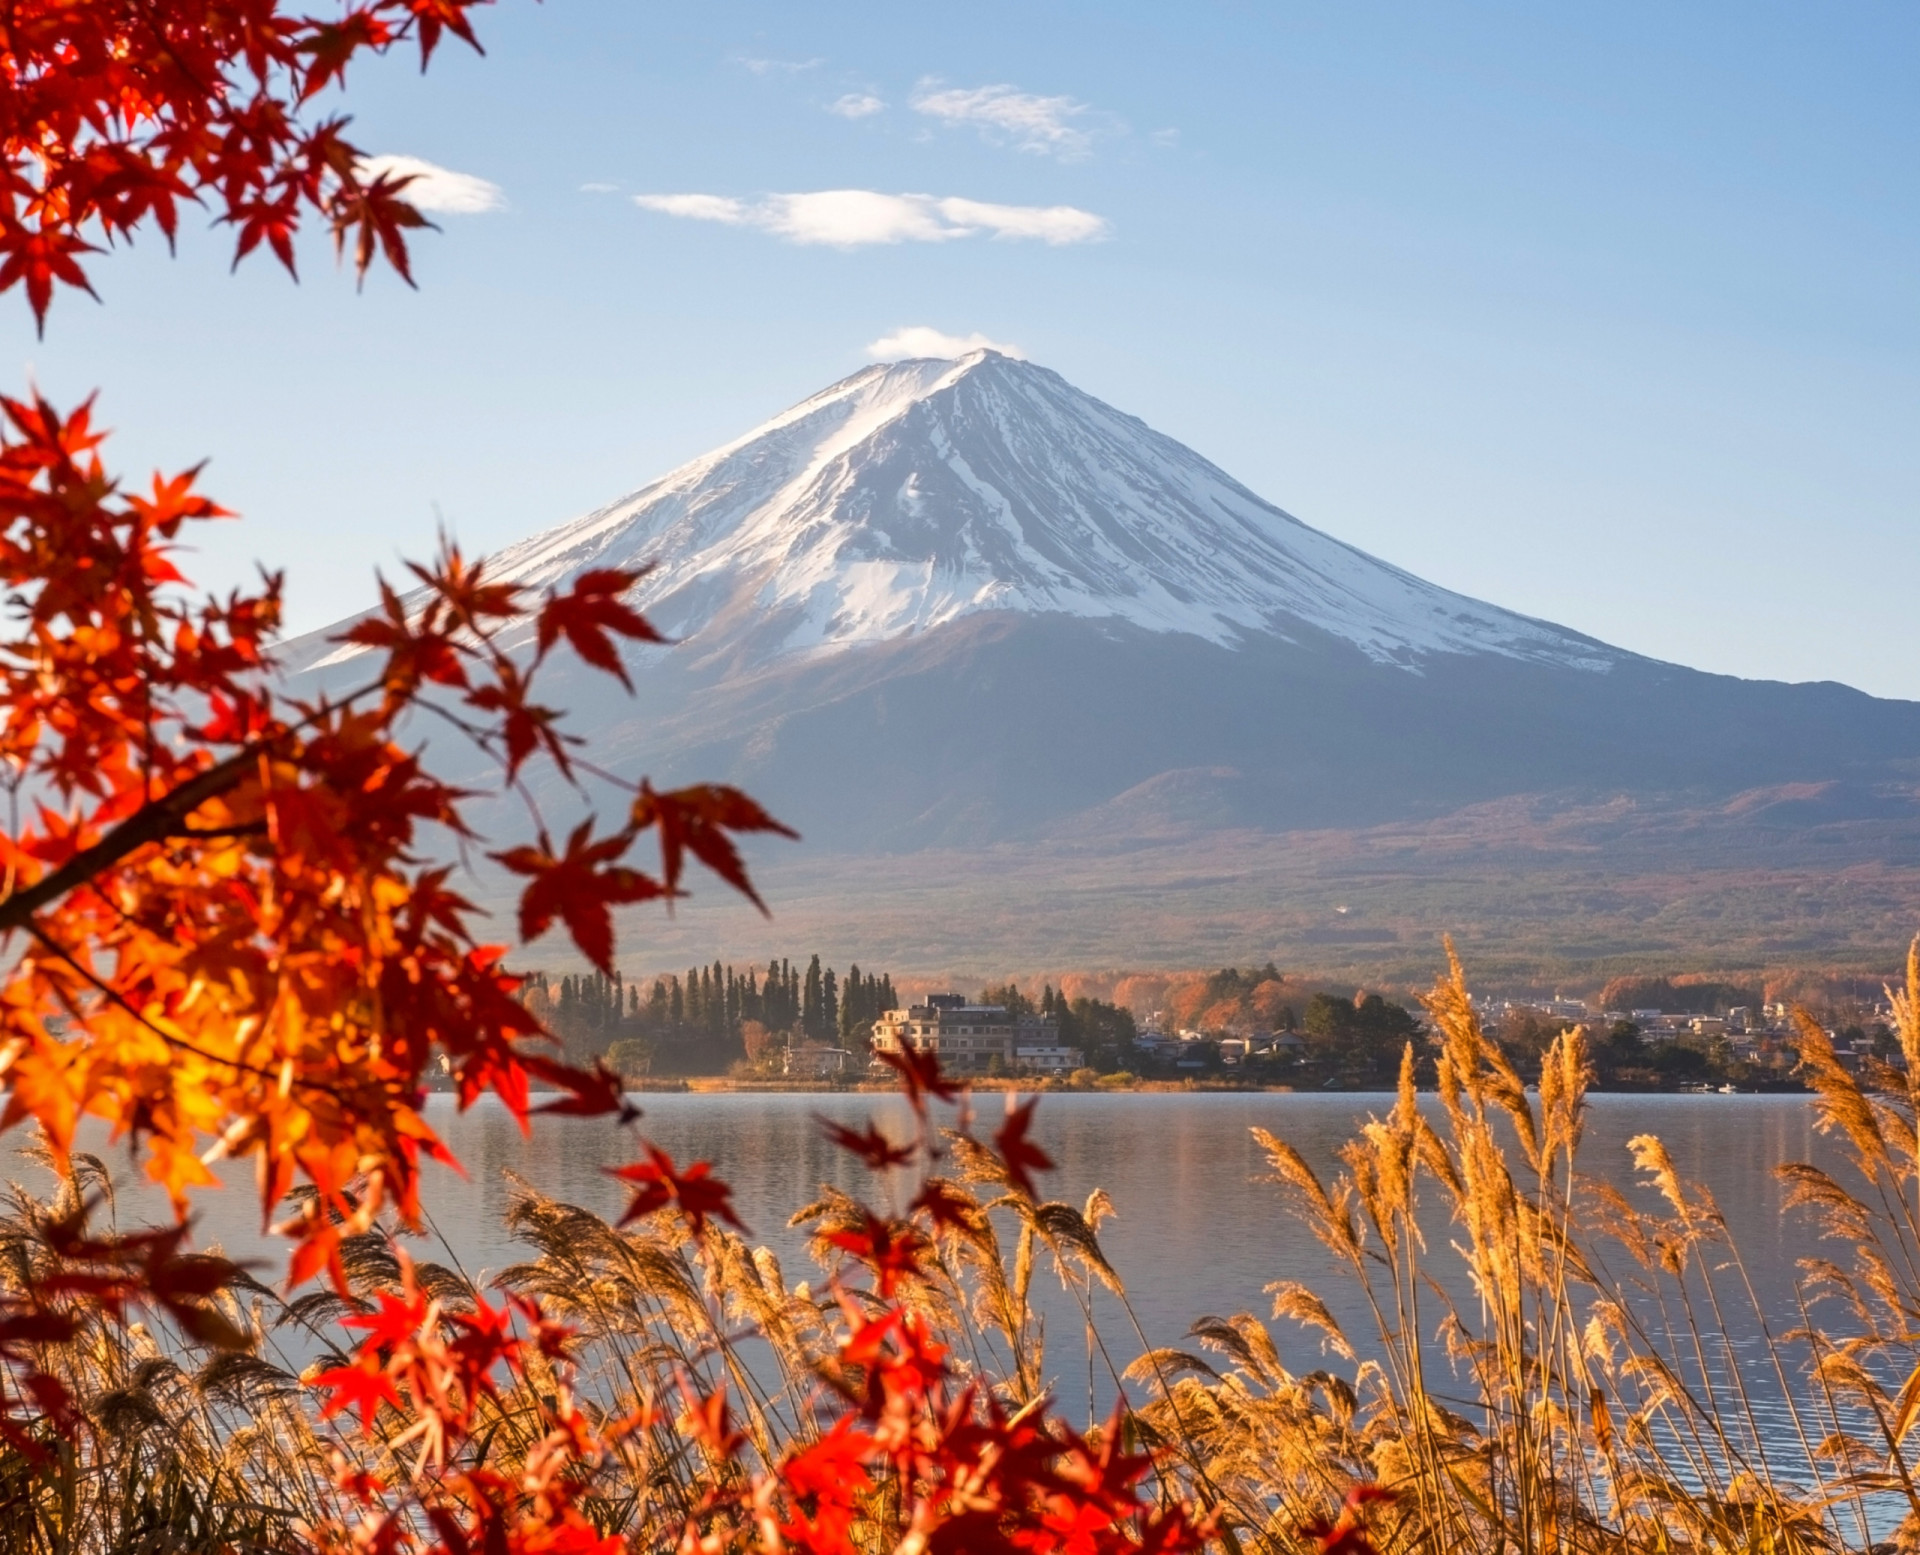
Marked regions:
[293,353,1920,969]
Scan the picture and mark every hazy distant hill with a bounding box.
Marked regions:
[291,352,1920,976]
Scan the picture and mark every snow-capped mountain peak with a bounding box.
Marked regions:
[409,352,1620,674]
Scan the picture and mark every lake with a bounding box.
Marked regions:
[109,1087,1844,1436]
[60,1085,1890,1528]
[380,1089,1836,1334]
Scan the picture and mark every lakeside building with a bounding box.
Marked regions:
[871,994,1073,1075]
[784,1045,852,1079]
[1014,1042,1084,1075]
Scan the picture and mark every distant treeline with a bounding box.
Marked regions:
[523,957,901,1072]
[516,958,1450,1082]
[1595,975,1762,1015]
[979,982,1138,1066]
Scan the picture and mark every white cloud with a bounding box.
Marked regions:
[359,154,505,215]
[867,327,1025,362]
[633,192,751,225]
[1150,128,1180,148]
[632,189,1108,247]
[764,190,950,244]
[580,181,619,194]
[828,92,886,119]
[736,55,823,75]
[933,196,1106,243]
[910,82,1101,159]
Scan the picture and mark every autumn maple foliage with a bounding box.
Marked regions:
[0,401,1226,1550]
[0,382,787,1355]
[0,0,488,325]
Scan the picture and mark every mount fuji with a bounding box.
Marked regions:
[457,350,1617,675]
[299,352,1920,971]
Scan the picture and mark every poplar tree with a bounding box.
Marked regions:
[803,955,824,1042]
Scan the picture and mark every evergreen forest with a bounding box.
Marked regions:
[523,956,900,1076]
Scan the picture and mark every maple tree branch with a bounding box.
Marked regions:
[0,666,399,938]
[409,692,505,755]
[573,756,643,796]
[0,745,263,936]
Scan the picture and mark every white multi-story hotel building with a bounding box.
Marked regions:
[871,994,1065,1074]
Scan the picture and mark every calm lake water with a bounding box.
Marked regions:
[388,1089,1836,1342]
[95,1090,1837,1406]
[67,1090,1858,1462]
[58,1088,1892,1528]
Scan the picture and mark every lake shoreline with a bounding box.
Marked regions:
[500,1074,1816,1097]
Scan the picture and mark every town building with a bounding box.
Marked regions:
[1014,1042,1084,1075]
[784,1045,851,1079]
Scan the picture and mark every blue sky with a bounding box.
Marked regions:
[10,2,1917,694]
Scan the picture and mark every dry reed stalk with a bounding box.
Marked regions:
[1123,938,1920,1554]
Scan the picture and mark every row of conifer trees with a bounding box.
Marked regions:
[526,956,900,1062]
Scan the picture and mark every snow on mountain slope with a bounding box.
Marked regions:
[327,351,1621,674]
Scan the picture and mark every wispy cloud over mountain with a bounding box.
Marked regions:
[632,189,1107,246]
[866,326,1025,360]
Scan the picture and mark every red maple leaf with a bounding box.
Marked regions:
[447,1297,523,1401]
[1300,1486,1395,1555]
[340,576,469,690]
[819,1117,916,1172]
[911,1178,982,1236]
[607,1144,745,1238]
[877,1045,963,1124]
[493,821,669,974]
[777,1417,875,1553]
[316,1356,403,1431]
[629,780,796,911]
[994,1097,1055,1202]
[525,1055,642,1124]
[1132,1504,1219,1555]
[534,568,665,690]
[0,225,100,333]
[825,1212,930,1298]
[465,660,573,780]
[339,1287,429,1352]
[331,163,436,285]
[676,1382,747,1460]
